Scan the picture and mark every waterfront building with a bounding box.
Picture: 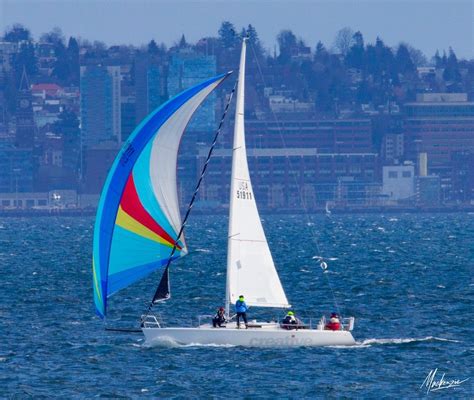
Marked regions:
[451,151,474,202]
[83,142,121,193]
[0,190,77,209]
[416,176,441,206]
[192,147,380,209]
[382,164,415,202]
[80,65,121,147]
[0,142,33,193]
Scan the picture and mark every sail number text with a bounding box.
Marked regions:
[236,182,252,200]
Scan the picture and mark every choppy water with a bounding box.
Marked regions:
[1,214,473,398]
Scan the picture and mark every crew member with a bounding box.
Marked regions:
[235,295,248,329]
[212,307,227,328]
[281,311,298,330]
[325,312,341,331]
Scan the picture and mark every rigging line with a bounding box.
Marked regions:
[322,271,343,321]
[141,80,238,322]
[249,42,342,313]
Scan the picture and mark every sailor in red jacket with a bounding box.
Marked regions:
[325,312,341,331]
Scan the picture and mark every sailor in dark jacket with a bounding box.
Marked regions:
[281,311,298,330]
[212,307,227,328]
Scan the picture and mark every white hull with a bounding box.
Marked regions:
[142,324,355,347]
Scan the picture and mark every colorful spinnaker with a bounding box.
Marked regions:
[93,72,231,318]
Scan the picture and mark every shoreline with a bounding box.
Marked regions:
[1,206,473,217]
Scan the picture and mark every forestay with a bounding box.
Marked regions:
[226,40,290,309]
[93,72,230,318]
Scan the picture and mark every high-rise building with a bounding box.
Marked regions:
[134,55,164,124]
[80,65,122,147]
[167,50,217,132]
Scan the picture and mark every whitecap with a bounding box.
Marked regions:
[357,336,460,346]
[195,248,211,253]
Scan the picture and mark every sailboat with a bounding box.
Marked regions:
[325,201,332,216]
[93,38,355,347]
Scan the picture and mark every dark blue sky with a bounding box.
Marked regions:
[1,0,473,59]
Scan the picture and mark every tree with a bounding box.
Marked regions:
[396,43,415,74]
[334,27,354,56]
[14,41,38,80]
[148,39,159,55]
[3,23,31,42]
[178,34,187,48]
[406,45,427,67]
[277,29,297,63]
[67,37,80,85]
[218,21,239,49]
[246,24,264,56]
[315,41,327,59]
[40,27,65,47]
[52,41,69,82]
[433,50,442,68]
[443,47,461,82]
[345,31,365,69]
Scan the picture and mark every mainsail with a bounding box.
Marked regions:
[93,72,230,318]
[225,40,290,310]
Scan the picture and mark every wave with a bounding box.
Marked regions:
[361,336,459,345]
[194,248,211,253]
[346,336,460,348]
[144,336,236,348]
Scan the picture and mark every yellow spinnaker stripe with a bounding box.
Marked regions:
[92,259,102,303]
[115,205,174,248]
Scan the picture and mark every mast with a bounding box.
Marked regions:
[225,38,247,317]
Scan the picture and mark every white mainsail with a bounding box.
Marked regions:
[225,39,290,312]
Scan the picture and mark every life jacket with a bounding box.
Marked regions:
[326,317,341,331]
[235,300,247,313]
[214,312,226,322]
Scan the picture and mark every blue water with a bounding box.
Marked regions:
[1,214,473,398]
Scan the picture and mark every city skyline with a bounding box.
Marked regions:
[1,0,473,59]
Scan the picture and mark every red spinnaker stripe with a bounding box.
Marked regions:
[120,174,181,249]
